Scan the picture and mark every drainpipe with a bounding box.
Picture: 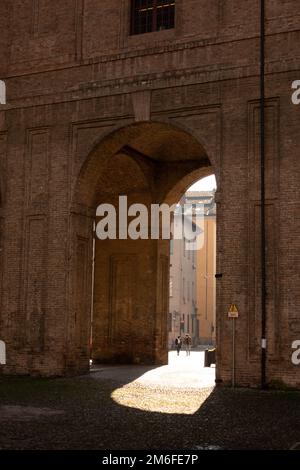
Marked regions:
[260,0,267,389]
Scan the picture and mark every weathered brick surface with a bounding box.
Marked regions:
[0,1,299,387]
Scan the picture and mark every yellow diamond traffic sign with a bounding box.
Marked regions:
[228,304,239,318]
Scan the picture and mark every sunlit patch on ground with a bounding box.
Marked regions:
[99,351,216,414]
[111,384,213,415]
[92,351,216,390]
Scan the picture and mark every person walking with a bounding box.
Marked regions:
[184,334,192,356]
[175,335,182,356]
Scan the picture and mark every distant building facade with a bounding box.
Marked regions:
[168,225,197,348]
[186,191,216,346]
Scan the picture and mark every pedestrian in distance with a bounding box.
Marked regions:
[184,334,192,356]
[175,335,182,356]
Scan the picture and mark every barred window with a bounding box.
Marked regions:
[131,0,175,35]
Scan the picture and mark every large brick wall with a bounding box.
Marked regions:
[0,0,299,388]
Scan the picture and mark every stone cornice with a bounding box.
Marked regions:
[3,56,300,111]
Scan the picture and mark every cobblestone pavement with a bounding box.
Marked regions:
[0,352,300,450]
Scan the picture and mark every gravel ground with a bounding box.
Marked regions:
[1,373,300,450]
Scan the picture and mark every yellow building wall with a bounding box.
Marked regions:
[196,216,216,345]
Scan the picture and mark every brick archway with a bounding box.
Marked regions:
[67,121,214,374]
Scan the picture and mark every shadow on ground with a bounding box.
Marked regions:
[0,368,300,450]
